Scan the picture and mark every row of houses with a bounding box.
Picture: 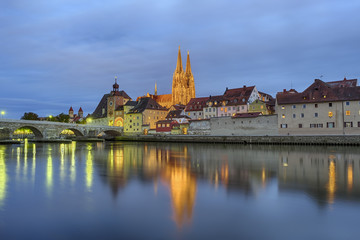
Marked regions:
[90,77,360,136]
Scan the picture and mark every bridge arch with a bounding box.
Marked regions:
[98,130,122,137]
[13,126,43,139]
[59,128,84,137]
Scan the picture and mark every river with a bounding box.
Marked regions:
[0,141,359,239]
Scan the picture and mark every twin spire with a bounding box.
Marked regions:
[175,46,192,75]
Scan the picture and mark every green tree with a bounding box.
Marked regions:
[21,112,40,120]
[55,113,70,123]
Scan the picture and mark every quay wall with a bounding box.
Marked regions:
[115,135,360,146]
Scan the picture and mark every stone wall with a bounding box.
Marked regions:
[188,119,210,135]
[210,115,278,136]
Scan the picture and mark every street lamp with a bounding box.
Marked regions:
[1,111,5,119]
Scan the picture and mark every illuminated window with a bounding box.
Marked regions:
[346,111,351,115]
[166,124,170,127]
[221,108,224,111]
[344,122,353,128]
[260,105,263,109]
[328,112,333,117]
[282,114,285,119]
[281,106,285,110]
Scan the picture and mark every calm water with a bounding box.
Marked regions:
[0,142,360,240]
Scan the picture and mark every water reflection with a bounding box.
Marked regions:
[1,142,360,230]
[0,145,7,208]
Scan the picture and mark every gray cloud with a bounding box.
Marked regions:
[1,0,360,119]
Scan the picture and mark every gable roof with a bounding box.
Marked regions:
[112,90,131,99]
[276,78,360,105]
[91,94,110,119]
[128,97,167,113]
[185,97,209,111]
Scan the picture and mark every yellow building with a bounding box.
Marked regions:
[124,97,168,134]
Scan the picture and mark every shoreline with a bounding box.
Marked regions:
[114,135,360,146]
[2,135,360,146]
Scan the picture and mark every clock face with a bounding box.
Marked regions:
[109,101,113,106]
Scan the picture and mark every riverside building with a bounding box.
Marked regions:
[276,78,360,135]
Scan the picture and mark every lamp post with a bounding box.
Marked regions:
[1,111,5,119]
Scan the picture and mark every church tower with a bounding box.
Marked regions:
[184,51,195,103]
[171,46,195,105]
[172,46,185,105]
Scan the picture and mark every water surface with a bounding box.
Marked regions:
[0,142,360,239]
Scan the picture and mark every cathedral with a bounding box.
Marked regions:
[143,46,196,108]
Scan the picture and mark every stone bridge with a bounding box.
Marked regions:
[0,119,123,140]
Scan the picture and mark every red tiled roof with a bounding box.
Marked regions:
[78,107,83,112]
[69,107,73,111]
[185,97,209,112]
[276,79,360,104]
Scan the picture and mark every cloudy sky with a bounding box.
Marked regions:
[1,0,360,119]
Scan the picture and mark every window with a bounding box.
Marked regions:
[292,105,296,109]
[166,124,170,127]
[344,122,353,128]
[280,124,287,128]
[301,113,304,118]
[329,103,332,107]
[318,124,323,128]
[303,104,306,109]
[346,111,350,115]
[315,104,318,108]
[221,108,224,111]
[233,107,235,110]
[281,106,285,110]
[327,122,335,128]
[205,108,208,112]
[293,114,296,118]
[282,114,285,119]
[241,106,245,110]
[358,122,360,127]
[162,124,165,127]
[328,112,333,117]
[315,113,318,117]
[261,105,263,109]
[310,124,316,128]
[346,101,350,106]
[299,124,303,128]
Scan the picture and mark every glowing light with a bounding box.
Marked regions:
[46,147,53,194]
[60,144,66,183]
[0,146,8,207]
[86,144,93,191]
[262,167,266,187]
[32,144,36,184]
[347,163,353,192]
[70,142,76,184]
[326,160,336,204]
[87,118,93,124]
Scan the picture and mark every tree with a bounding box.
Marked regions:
[21,112,39,120]
[56,113,70,123]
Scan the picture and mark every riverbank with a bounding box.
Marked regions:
[115,135,360,146]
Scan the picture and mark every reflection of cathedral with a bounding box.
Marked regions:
[143,47,196,108]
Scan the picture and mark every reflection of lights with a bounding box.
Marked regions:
[326,160,336,204]
[86,146,93,191]
[347,163,353,192]
[60,144,65,183]
[70,142,76,184]
[16,147,20,180]
[32,144,36,184]
[24,139,28,177]
[46,147,53,194]
[262,167,266,187]
[0,146,8,207]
